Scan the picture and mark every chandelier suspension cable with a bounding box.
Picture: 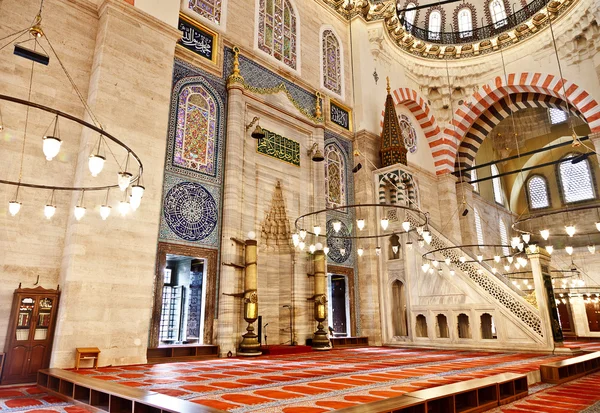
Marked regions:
[43,33,103,130]
[436,57,465,236]
[498,46,532,229]
[18,42,38,187]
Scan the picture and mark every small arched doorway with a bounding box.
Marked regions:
[436,314,449,338]
[392,280,408,336]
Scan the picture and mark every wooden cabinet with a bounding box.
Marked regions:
[1,285,60,385]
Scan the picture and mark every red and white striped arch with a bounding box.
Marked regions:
[379,88,453,175]
[446,72,600,174]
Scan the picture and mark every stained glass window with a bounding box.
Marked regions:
[474,208,484,245]
[490,0,507,28]
[325,145,345,209]
[174,85,218,177]
[559,153,596,203]
[404,2,417,30]
[187,0,223,25]
[258,0,297,70]
[471,165,479,192]
[491,164,503,205]
[549,108,568,124]
[527,175,550,209]
[499,219,509,256]
[428,10,442,40]
[321,29,342,96]
[458,8,473,38]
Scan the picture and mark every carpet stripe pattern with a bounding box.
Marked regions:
[488,371,600,413]
[71,347,571,412]
[0,385,92,412]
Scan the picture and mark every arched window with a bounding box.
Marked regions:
[428,10,442,40]
[174,84,219,177]
[457,8,473,38]
[491,164,503,205]
[325,145,346,209]
[404,2,417,30]
[471,164,479,192]
[558,153,596,203]
[321,29,342,96]
[489,0,507,28]
[257,0,298,70]
[186,0,224,25]
[527,175,550,209]
[474,208,484,245]
[499,219,509,256]
[549,108,568,124]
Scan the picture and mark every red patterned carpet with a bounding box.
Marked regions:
[488,371,600,413]
[563,339,600,352]
[0,384,92,412]
[69,347,572,412]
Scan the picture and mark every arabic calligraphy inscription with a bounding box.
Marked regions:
[257,129,300,166]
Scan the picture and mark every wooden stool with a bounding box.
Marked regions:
[75,347,100,370]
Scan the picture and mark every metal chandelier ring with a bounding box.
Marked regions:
[294,203,429,240]
[422,244,526,264]
[0,94,143,191]
[512,204,600,238]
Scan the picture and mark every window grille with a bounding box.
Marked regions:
[491,164,503,204]
[549,108,568,125]
[527,175,550,209]
[559,153,595,203]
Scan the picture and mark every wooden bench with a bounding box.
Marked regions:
[333,373,528,413]
[330,336,369,348]
[146,344,219,364]
[75,347,100,370]
[540,351,600,384]
[38,368,226,413]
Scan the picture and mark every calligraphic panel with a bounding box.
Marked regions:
[257,129,300,166]
[330,100,351,131]
[178,14,217,63]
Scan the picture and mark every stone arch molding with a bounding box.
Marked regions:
[379,88,448,172]
[444,72,600,175]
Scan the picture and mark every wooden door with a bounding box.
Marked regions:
[586,300,600,332]
[3,345,28,379]
[556,299,572,332]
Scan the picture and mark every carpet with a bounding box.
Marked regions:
[0,384,92,413]
[71,347,573,412]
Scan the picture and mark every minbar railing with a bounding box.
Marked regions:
[398,0,550,44]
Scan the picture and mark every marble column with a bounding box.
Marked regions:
[217,55,247,356]
[51,0,180,368]
[437,173,462,244]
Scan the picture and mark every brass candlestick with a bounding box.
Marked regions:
[238,239,262,356]
[312,250,331,350]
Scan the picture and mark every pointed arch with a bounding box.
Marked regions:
[380,88,447,169]
[443,73,600,175]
